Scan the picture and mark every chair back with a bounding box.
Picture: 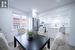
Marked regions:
[0,33,9,50]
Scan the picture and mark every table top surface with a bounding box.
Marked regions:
[15,34,49,50]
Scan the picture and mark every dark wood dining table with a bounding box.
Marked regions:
[14,34,50,50]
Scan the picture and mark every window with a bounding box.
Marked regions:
[12,14,28,29]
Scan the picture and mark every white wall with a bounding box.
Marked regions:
[12,8,27,16]
[0,8,13,43]
[39,2,75,46]
[69,3,75,46]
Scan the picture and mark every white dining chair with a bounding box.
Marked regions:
[0,33,9,50]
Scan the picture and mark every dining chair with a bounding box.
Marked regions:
[0,33,9,50]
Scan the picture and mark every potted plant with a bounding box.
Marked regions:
[28,31,33,40]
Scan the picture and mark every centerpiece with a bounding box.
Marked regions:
[28,31,33,41]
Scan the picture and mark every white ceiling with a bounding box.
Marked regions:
[9,0,75,14]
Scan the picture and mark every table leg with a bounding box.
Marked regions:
[47,39,50,49]
[14,36,16,47]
